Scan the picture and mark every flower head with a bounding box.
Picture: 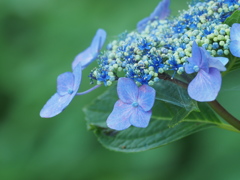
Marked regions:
[137,0,170,32]
[107,78,156,130]
[229,23,240,57]
[40,63,82,118]
[72,29,107,70]
[185,42,228,102]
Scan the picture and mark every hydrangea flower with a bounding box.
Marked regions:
[72,29,107,70]
[229,23,240,57]
[185,42,228,102]
[137,0,170,32]
[107,78,156,130]
[40,29,107,118]
[40,63,82,118]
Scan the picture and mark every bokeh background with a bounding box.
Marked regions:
[0,0,240,179]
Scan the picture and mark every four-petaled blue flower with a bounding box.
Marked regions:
[40,29,106,118]
[185,42,228,102]
[40,63,82,118]
[229,23,240,57]
[107,78,156,130]
[137,0,170,32]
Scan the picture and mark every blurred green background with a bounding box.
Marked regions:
[0,0,240,179]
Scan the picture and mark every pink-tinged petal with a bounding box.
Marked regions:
[72,63,82,92]
[90,29,107,54]
[106,100,132,131]
[149,0,170,20]
[230,40,240,57]
[188,68,221,102]
[57,72,75,96]
[138,84,156,111]
[117,78,138,103]
[208,57,228,71]
[137,0,170,32]
[40,93,74,118]
[230,23,240,41]
[130,106,152,128]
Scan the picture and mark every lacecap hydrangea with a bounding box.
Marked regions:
[40,0,240,131]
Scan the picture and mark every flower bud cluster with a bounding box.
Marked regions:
[89,0,239,86]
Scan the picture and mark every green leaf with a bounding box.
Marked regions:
[84,82,238,152]
[222,55,240,76]
[224,10,240,26]
[153,80,199,126]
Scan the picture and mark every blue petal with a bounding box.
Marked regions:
[149,0,170,20]
[185,58,196,74]
[40,63,82,118]
[230,23,240,41]
[230,40,240,57]
[40,93,75,118]
[106,100,132,130]
[72,47,95,70]
[199,47,209,73]
[57,72,74,96]
[130,106,152,128]
[138,84,156,111]
[72,29,107,70]
[137,0,170,32]
[208,57,228,71]
[90,29,107,54]
[188,42,202,66]
[137,17,150,32]
[188,68,221,102]
[72,63,82,92]
[117,78,138,104]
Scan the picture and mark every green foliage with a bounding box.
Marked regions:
[223,55,240,76]
[84,80,238,152]
[224,10,240,26]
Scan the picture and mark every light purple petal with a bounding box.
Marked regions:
[117,78,138,104]
[90,29,107,54]
[137,0,170,32]
[137,17,150,32]
[208,57,228,71]
[130,106,152,128]
[149,0,170,20]
[185,58,196,74]
[138,84,156,111]
[189,42,202,66]
[57,72,74,96]
[72,47,95,70]
[40,63,82,118]
[215,57,228,66]
[188,68,221,102]
[72,63,82,92]
[199,47,209,73]
[230,40,240,57]
[72,29,107,70]
[230,23,240,41]
[40,93,74,118]
[106,100,132,130]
